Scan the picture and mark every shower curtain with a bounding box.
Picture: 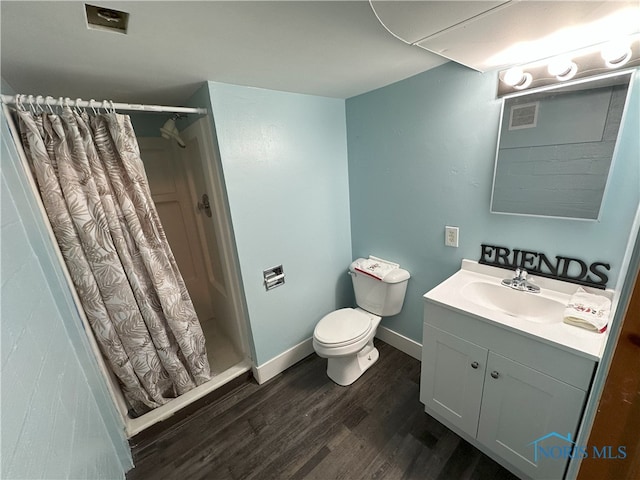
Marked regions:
[15,105,211,416]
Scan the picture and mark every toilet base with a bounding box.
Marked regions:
[326,342,380,386]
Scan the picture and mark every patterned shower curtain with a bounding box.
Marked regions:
[15,105,211,416]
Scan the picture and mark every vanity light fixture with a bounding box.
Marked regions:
[547,58,578,81]
[497,34,639,96]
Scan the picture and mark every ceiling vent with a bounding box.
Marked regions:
[85,4,129,34]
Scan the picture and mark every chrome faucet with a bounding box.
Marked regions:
[501,268,540,293]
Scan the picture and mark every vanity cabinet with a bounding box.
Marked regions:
[420,302,596,480]
[421,325,487,438]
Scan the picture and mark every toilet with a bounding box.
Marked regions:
[313,257,410,386]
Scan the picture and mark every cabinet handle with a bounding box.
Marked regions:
[490,371,500,379]
[471,361,479,369]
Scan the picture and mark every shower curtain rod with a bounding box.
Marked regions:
[0,94,208,115]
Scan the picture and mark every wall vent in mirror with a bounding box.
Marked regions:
[509,102,538,130]
[491,71,634,221]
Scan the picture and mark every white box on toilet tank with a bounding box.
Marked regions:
[349,259,410,316]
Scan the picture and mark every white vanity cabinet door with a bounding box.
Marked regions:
[477,352,587,480]
[420,324,488,438]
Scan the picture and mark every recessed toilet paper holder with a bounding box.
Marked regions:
[263,264,285,291]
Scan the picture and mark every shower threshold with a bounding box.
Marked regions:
[125,359,252,438]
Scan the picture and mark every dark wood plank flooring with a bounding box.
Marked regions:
[127,340,520,480]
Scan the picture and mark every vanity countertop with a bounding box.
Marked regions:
[424,260,611,361]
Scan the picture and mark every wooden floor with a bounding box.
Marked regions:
[127,341,520,480]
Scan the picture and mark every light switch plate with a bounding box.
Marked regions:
[445,226,459,247]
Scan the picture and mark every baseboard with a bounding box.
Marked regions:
[375,325,422,361]
[252,338,315,384]
[252,327,421,384]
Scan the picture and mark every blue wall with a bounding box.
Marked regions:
[128,112,167,137]
[346,62,640,343]
[206,82,353,365]
[1,94,132,477]
[2,59,637,466]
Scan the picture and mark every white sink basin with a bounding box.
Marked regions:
[462,281,566,323]
[424,260,610,360]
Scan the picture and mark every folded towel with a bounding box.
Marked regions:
[563,287,611,333]
[354,256,399,281]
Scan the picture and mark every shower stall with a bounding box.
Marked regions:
[136,117,248,378]
[123,114,253,434]
[2,95,253,436]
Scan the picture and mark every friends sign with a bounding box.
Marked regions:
[479,244,610,289]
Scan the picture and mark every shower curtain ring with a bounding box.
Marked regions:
[27,95,36,114]
[15,94,24,111]
[89,99,98,115]
[75,98,83,114]
[21,94,29,112]
[109,100,116,113]
[45,96,55,113]
[35,95,45,113]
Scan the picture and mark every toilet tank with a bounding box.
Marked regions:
[349,259,410,316]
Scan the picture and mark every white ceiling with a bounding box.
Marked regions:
[0,1,448,105]
[373,1,640,71]
[1,1,638,106]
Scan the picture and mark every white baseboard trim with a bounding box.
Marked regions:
[375,325,422,361]
[252,327,421,385]
[252,337,315,384]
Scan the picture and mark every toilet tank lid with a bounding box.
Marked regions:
[349,259,410,284]
[381,268,410,283]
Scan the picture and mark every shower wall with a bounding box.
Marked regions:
[129,113,168,137]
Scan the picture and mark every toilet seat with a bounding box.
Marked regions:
[313,308,372,348]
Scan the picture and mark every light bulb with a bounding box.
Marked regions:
[503,67,524,86]
[601,40,632,68]
[502,67,533,89]
[548,58,577,81]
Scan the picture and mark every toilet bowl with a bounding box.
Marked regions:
[313,308,381,386]
[313,257,410,386]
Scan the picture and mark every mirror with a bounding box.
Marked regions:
[490,72,633,220]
